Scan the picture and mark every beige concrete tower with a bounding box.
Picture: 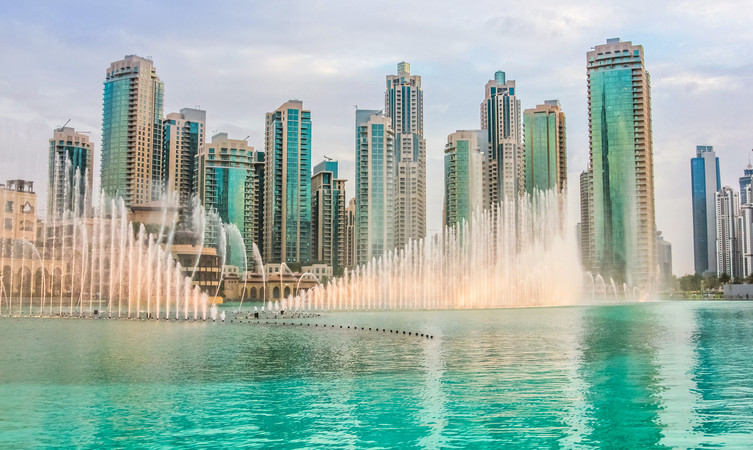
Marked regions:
[163,108,206,212]
[385,62,426,249]
[481,71,521,207]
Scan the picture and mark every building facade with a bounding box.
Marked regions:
[690,145,721,276]
[195,133,261,269]
[343,197,356,268]
[1,180,37,243]
[740,197,753,278]
[311,160,347,271]
[715,186,742,278]
[481,71,522,206]
[740,164,753,206]
[355,109,395,265]
[443,130,485,229]
[101,55,164,207]
[163,108,206,215]
[655,230,673,289]
[586,38,656,288]
[385,62,426,248]
[48,127,93,217]
[579,169,593,270]
[523,100,566,194]
[263,100,312,265]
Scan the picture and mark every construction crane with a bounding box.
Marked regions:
[323,155,333,161]
[57,119,70,131]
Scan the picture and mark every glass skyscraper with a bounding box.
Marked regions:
[691,145,721,275]
[48,126,93,217]
[263,100,312,265]
[101,55,164,207]
[443,130,485,228]
[355,109,395,265]
[195,133,261,269]
[586,38,656,288]
[385,62,426,248]
[523,100,566,195]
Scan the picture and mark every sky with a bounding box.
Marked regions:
[1,0,752,276]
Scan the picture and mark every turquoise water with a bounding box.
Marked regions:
[1,301,753,448]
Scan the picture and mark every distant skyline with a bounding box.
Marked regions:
[1,0,752,276]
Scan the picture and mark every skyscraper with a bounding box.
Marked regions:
[195,133,261,269]
[715,186,742,278]
[740,200,753,278]
[48,127,93,217]
[740,163,753,205]
[691,145,721,275]
[655,230,673,289]
[481,71,521,205]
[579,169,593,270]
[385,62,426,248]
[343,197,356,268]
[355,109,395,265]
[263,100,312,265]
[523,100,566,194]
[163,108,206,214]
[101,55,164,207]
[311,160,347,271]
[587,38,656,288]
[443,130,485,228]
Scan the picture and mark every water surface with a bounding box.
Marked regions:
[1,301,752,447]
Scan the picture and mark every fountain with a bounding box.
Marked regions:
[290,190,584,311]
[0,157,643,321]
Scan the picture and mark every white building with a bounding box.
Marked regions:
[385,62,426,248]
[715,186,742,278]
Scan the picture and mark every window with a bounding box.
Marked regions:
[4,219,12,230]
[4,201,12,213]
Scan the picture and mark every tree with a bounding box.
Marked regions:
[718,273,731,284]
[678,274,702,292]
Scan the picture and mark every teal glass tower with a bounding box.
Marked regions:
[263,100,312,265]
[691,145,720,275]
[587,38,656,288]
[101,55,164,207]
[523,100,566,194]
[48,127,93,217]
[195,133,261,269]
[443,130,485,228]
[355,109,395,265]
